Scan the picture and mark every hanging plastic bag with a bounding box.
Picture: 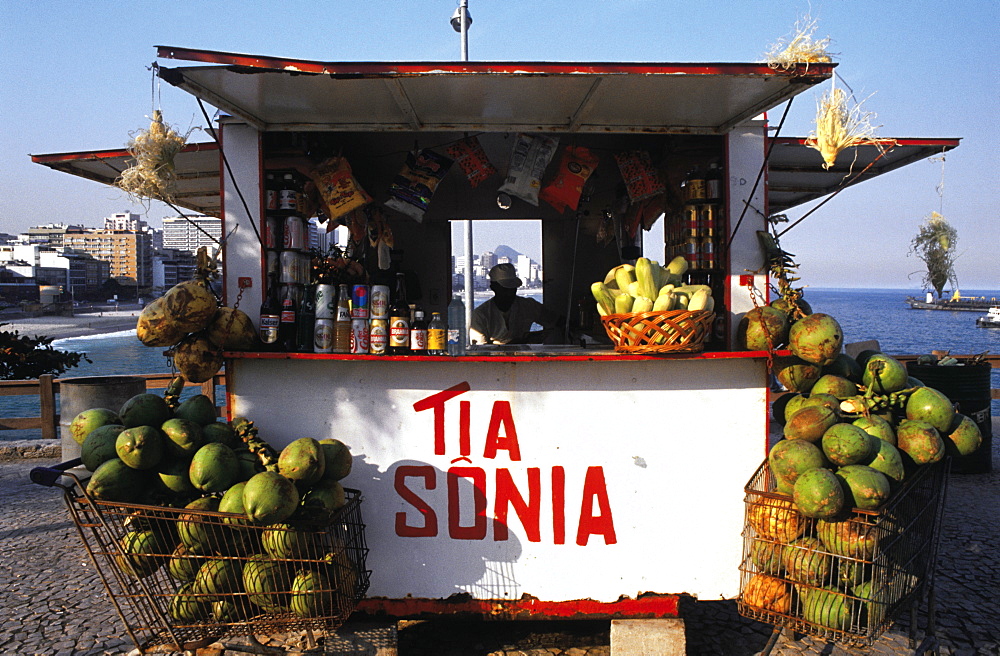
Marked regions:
[445,136,498,188]
[311,156,372,222]
[384,149,454,222]
[498,134,560,207]
[614,150,664,203]
[539,145,600,213]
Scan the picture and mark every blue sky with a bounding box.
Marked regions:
[1,1,997,289]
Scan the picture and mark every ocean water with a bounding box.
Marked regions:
[2,288,997,440]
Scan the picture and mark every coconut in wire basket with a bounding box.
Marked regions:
[601,309,715,354]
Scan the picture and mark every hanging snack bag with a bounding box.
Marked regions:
[498,134,560,207]
[539,145,600,213]
[445,136,498,188]
[614,150,664,203]
[311,156,373,222]
[384,149,454,222]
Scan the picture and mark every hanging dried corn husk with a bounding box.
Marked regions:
[116,110,191,204]
[805,80,885,170]
[765,16,834,71]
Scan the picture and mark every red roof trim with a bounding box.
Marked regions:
[30,141,218,165]
[771,137,961,147]
[155,45,834,79]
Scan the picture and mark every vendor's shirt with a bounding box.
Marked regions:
[470,296,551,345]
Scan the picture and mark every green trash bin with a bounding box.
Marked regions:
[906,362,992,474]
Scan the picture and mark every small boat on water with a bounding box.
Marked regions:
[907,291,998,311]
[977,306,1000,328]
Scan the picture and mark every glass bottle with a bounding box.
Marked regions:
[447,295,467,356]
[296,283,315,352]
[409,307,428,354]
[388,273,411,355]
[258,275,281,351]
[333,283,352,354]
[427,311,446,355]
[706,162,723,202]
[278,284,299,352]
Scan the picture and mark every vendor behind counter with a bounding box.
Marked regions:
[470,263,562,345]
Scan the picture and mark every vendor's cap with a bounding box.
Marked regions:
[489,263,522,288]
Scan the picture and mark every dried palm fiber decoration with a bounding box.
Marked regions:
[765,15,833,70]
[805,78,887,170]
[117,110,191,204]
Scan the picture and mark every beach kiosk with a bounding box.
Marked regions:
[32,47,959,640]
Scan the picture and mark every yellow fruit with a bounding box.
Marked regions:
[137,297,187,347]
[173,333,224,383]
[165,280,218,333]
[743,573,792,613]
[748,498,806,542]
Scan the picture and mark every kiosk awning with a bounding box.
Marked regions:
[767,137,960,214]
[154,47,834,135]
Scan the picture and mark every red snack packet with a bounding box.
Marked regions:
[539,145,600,213]
[614,150,664,203]
[445,136,498,188]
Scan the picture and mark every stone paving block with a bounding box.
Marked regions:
[609,619,685,656]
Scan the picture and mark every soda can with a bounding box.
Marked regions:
[684,204,700,237]
[266,250,279,278]
[314,318,335,353]
[349,318,370,354]
[279,250,298,284]
[264,215,282,249]
[283,215,305,250]
[370,284,390,319]
[369,319,388,355]
[314,284,335,319]
[351,285,370,319]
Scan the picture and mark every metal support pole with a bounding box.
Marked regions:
[457,0,473,343]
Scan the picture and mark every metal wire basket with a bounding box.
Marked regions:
[31,459,370,654]
[737,458,949,648]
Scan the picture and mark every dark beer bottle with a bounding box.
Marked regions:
[388,273,410,354]
[279,284,299,352]
[296,283,315,352]
[258,274,281,351]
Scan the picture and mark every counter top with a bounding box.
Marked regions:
[225,346,787,362]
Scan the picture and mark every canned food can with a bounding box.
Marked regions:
[699,204,717,237]
[314,318,335,353]
[283,215,305,250]
[265,215,282,249]
[370,285,390,319]
[350,318,370,354]
[369,319,388,354]
[351,285,370,319]
[684,236,701,270]
[279,250,298,284]
[684,204,700,237]
[701,236,716,269]
[314,284,335,319]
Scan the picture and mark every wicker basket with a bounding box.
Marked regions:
[600,309,715,354]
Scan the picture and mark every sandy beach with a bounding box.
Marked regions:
[0,310,141,340]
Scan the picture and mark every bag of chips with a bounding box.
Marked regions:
[614,150,664,203]
[384,149,454,222]
[310,156,373,222]
[539,145,600,213]
[498,133,560,207]
[445,136,497,188]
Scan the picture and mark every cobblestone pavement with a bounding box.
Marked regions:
[2,425,996,655]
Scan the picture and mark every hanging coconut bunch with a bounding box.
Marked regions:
[116,110,192,205]
[765,15,834,71]
[137,247,258,383]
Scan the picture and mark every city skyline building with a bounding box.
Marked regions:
[162,215,222,254]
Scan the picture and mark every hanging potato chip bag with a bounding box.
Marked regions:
[311,156,372,221]
[539,145,600,213]
[614,150,664,203]
[384,149,454,222]
[498,133,560,206]
[445,136,498,188]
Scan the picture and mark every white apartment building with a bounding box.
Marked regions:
[162,216,222,254]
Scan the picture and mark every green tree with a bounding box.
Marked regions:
[909,212,958,298]
[0,324,90,380]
